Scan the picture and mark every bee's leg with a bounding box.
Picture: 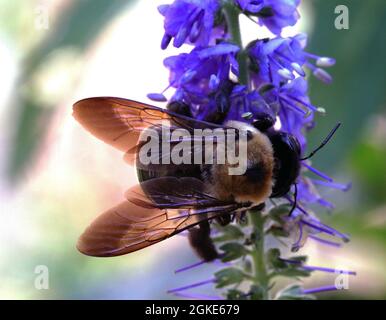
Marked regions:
[215,214,232,226]
[188,220,218,262]
[237,211,247,224]
[237,203,266,223]
[252,202,266,211]
[166,101,192,117]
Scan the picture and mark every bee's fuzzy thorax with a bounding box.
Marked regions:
[206,121,274,204]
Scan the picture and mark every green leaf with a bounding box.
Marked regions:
[269,204,291,223]
[266,248,286,269]
[226,289,247,300]
[266,225,290,238]
[275,284,315,300]
[273,268,311,278]
[266,249,311,279]
[248,284,265,300]
[220,242,248,262]
[213,224,244,242]
[215,267,245,288]
[287,255,308,264]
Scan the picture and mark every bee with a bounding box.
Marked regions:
[73,97,340,261]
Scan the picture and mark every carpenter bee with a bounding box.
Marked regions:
[73,97,340,261]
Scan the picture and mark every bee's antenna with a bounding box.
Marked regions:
[288,183,298,217]
[300,123,341,161]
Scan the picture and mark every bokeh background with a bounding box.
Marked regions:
[0,0,385,299]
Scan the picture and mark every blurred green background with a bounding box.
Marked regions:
[0,0,385,299]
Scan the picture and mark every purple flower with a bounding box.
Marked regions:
[261,77,315,149]
[286,206,350,251]
[159,0,222,49]
[156,0,352,299]
[236,0,301,35]
[224,85,274,123]
[236,0,264,12]
[164,43,239,106]
[297,178,335,210]
[248,34,335,87]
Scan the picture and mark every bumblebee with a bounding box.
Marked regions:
[73,97,339,261]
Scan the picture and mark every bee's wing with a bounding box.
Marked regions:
[77,177,247,257]
[123,133,227,170]
[73,97,225,154]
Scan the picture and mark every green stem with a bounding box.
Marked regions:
[222,1,249,85]
[222,1,268,299]
[249,209,270,300]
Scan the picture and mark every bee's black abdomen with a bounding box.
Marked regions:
[188,221,218,262]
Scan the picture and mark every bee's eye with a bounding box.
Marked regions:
[289,135,301,156]
[275,158,282,171]
[268,132,301,198]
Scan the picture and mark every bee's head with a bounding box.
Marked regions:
[267,131,301,198]
[252,112,341,200]
[250,114,301,198]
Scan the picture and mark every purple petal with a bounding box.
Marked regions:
[167,278,216,294]
[198,43,240,59]
[147,93,167,102]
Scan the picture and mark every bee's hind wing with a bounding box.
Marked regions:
[77,177,248,257]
